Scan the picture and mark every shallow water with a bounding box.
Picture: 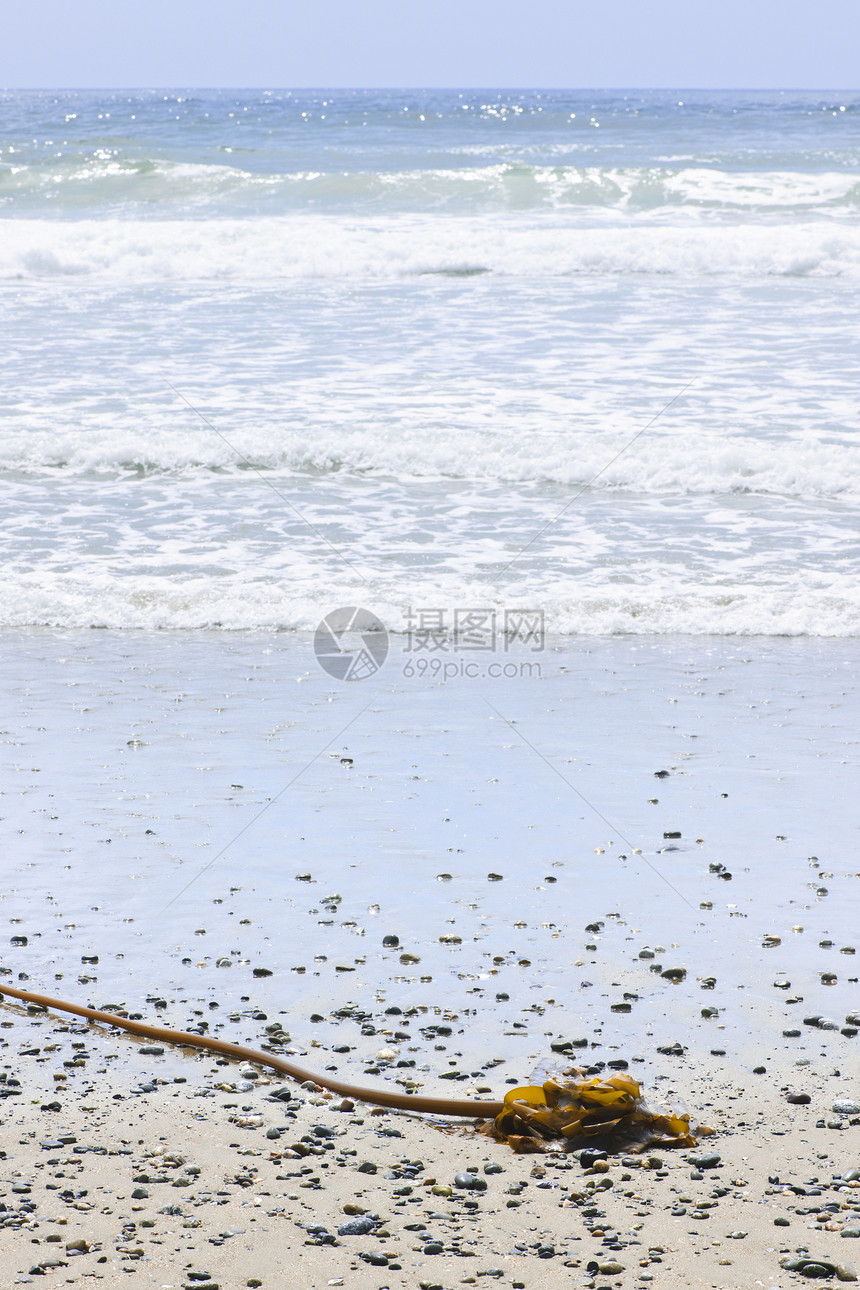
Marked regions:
[2,630,858,1091]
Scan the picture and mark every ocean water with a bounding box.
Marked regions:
[2,87,860,636]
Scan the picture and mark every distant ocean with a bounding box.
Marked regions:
[2,88,859,635]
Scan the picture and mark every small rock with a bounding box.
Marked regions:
[787,1092,811,1104]
[579,1148,608,1167]
[337,1217,375,1236]
[833,1099,860,1116]
[268,1087,292,1102]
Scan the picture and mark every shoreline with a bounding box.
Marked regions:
[2,628,859,1286]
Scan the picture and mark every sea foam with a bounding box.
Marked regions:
[3,215,860,283]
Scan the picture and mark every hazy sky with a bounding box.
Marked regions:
[3,0,858,89]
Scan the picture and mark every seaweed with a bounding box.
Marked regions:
[478,1069,707,1154]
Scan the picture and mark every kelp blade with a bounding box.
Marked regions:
[482,1073,699,1153]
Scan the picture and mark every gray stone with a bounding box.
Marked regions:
[337,1217,375,1236]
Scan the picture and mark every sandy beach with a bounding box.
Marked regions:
[2,629,859,1288]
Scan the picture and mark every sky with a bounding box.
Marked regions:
[2,0,859,89]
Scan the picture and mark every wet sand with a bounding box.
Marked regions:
[1,629,859,1287]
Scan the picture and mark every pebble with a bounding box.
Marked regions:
[833,1099,860,1116]
[579,1148,608,1167]
[337,1216,375,1236]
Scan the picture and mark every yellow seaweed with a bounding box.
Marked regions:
[480,1070,700,1154]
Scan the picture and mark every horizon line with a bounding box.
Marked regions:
[3,84,859,94]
